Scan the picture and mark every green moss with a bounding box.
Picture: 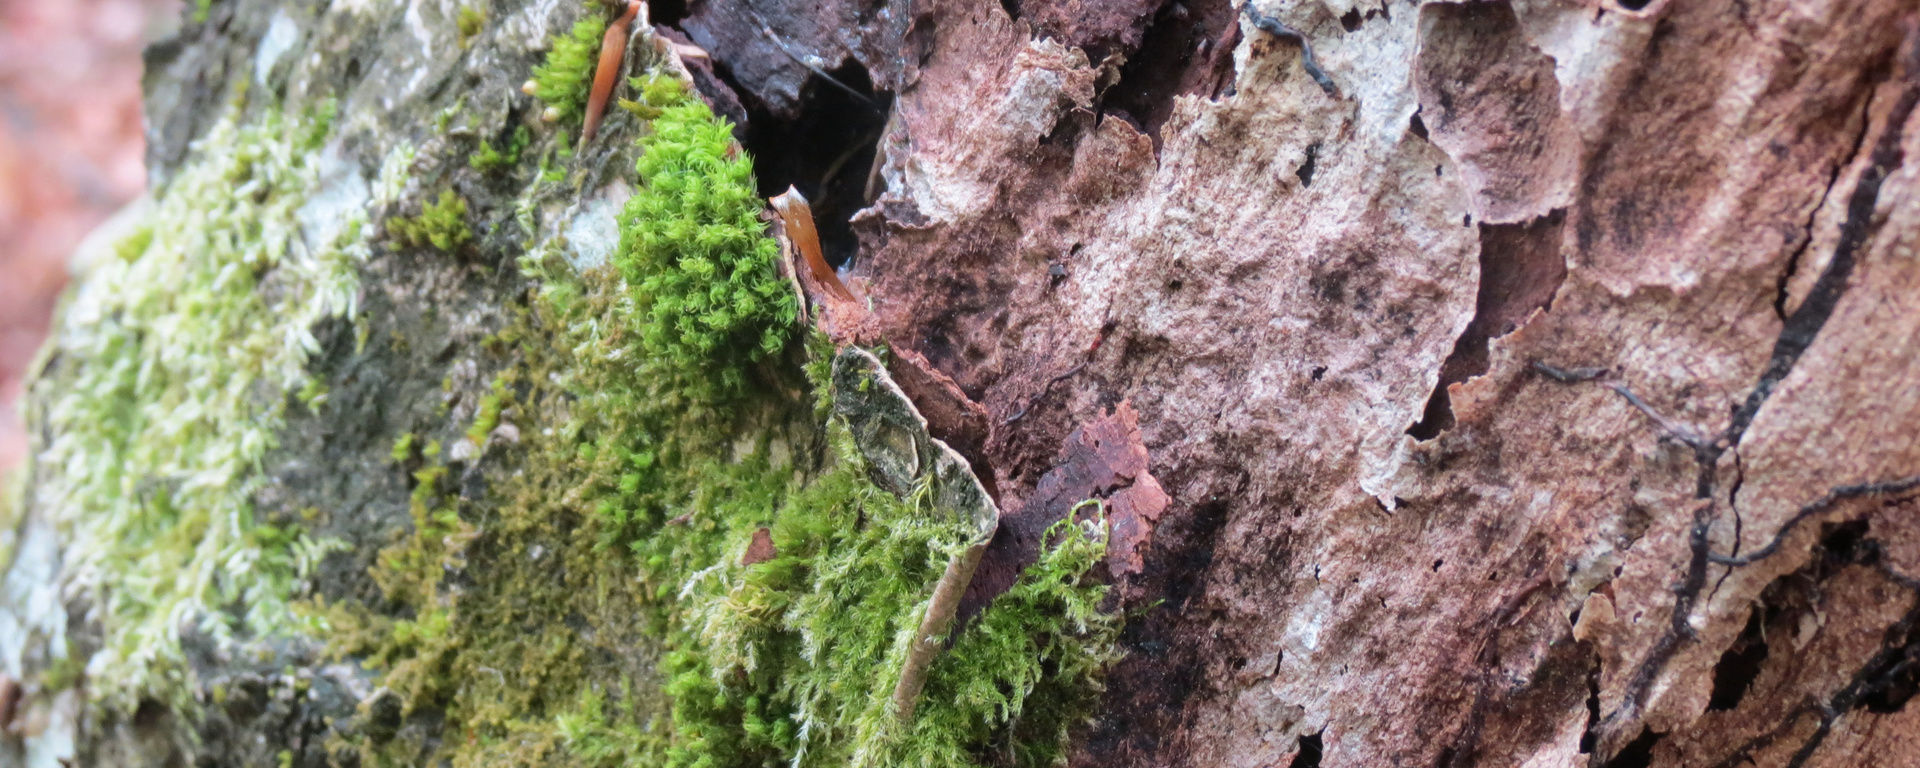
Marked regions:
[297,377,329,408]
[0,465,21,567]
[530,13,609,125]
[617,73,689,121]
[388,189,472,253]
[472,125,533,173]
[615,93,795,396]
[38,655,84,693]
[555,688,652,767]
[433,96,468,135]
[193,0,212,23]
[466,374,509,447]
[456,6,487,49]
[337,62,1116,768]
[27,107,363,711]
[114,226,154,262]
[302,98,339,151]
[893,513,1118,766]
[369,465,473,665]
[390,432,417,463]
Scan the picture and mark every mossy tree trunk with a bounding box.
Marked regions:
[5,0,1920,766]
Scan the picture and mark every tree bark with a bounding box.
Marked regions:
[4,0,1920,766]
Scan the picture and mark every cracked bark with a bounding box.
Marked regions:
[815,0,1920,765]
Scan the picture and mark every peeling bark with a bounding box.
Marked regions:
[811,0,1920,765]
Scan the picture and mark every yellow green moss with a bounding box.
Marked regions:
[387,189,472,252]
[472,125,533,173]
[27,106,363,711]
[618,73,694,121]
[390,432,417,463]
[530,13,609,125]
[456,6,487,49]
[332,73,1120,768]
[465,373,510,447]
[615,91,795,396]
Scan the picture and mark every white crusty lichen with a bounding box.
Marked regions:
[26,107,364,712]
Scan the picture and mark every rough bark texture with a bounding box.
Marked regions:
[5,0,1920,766]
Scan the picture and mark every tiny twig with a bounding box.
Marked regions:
[1002,362,1087,425]
[1530,361,1711,450]
[1530,360,1608,383]
[1605,381,1712,450]
[1242,5,1337,95]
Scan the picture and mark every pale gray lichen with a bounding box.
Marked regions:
[27,107,365,711]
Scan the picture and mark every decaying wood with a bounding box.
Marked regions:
[685,0,1920,763]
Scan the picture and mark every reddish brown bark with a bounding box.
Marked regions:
[699,0,1920,764]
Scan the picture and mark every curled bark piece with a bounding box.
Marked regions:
[829,347,999,724]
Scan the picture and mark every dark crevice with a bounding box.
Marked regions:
[1603,728,1663,768]
[1725,34,1920,447]
[1704,525,1920,768]
[1101,0,1241,145]
[1773,92,1876,321]
[730,59,891,268]
[1707,609,1770,711]
[1782,591,1920,767]
[1818,518,1872,566]
[1338,8,1363,32]
[1084,478,1244,766]
[1165,500,1232,611]
[1408,210,1567,439]
[1707,709,1813,768]
[1579,654,1602,753]
[997,0,1021,22]
[1289,731,1325,768]
[648,0,689,29]
[1295,142,1321,187]
[1858,631,1920,714]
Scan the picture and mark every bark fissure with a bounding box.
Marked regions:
[1763,566,1920,768]
[1709,476,1920,567]
[1772,91,1877,321]
[1599,504,1717,754]
[17,0,1920,764]
[1099,0,1240,144]
[1531,37,1919,758]
[1725,30,1920,447]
